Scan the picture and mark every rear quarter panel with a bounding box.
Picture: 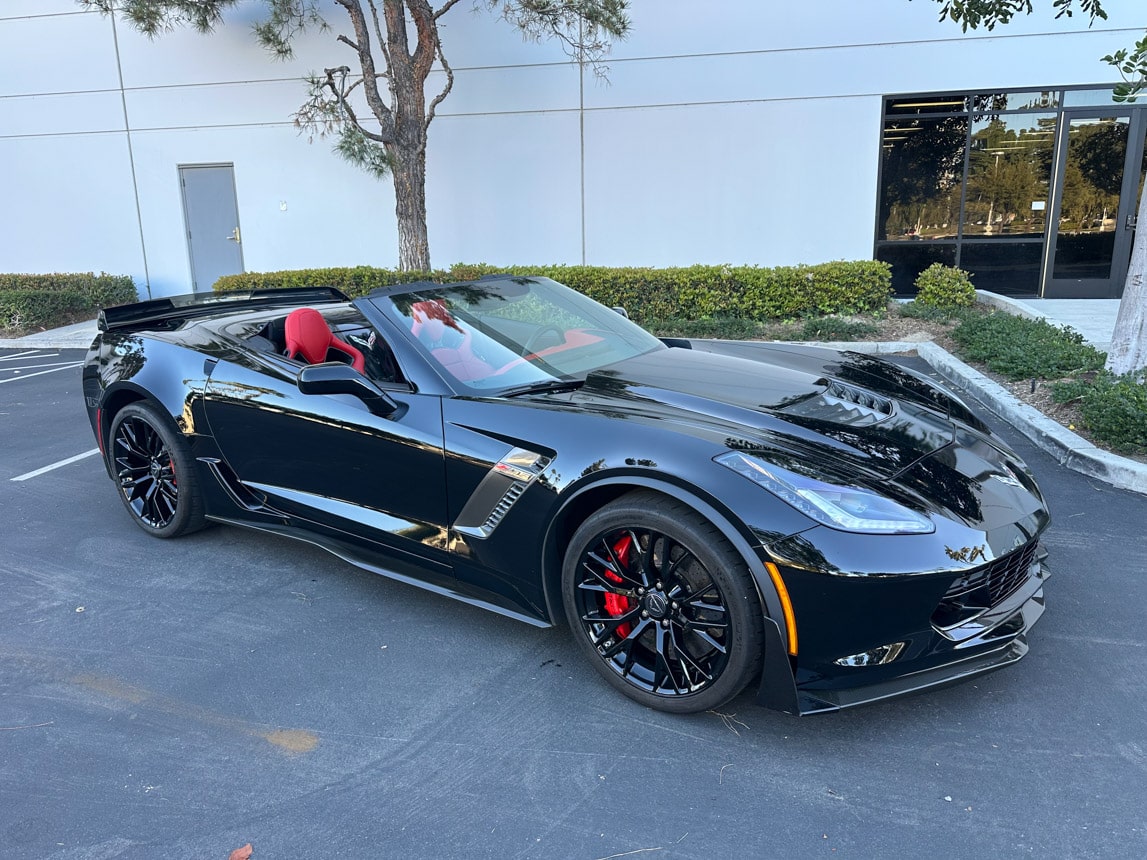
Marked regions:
[84,332,228,465]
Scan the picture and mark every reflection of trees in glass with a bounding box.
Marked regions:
[963,115,1055,237]
[975,91,1059,113]
[1059,119,1128,233]
[879,116,968,240]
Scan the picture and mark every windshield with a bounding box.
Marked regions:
[371,276,665,393]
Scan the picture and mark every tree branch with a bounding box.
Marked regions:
[408,0,440,84]
[434,0,465,20]
[365,0,397,108]
[334,0,396,140]
[425,40,455,140]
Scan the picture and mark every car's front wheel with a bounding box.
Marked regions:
[109,402,206,538]
[562,492,765,713]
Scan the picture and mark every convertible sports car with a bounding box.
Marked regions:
[82,275,1050,715]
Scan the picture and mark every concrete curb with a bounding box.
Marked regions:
[916,342,1147,495]
[973,289,1044,320]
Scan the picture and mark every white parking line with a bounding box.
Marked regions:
[0,363,82,384]
[10,448,100,482]
[0,351,45,362]
[0,360,79,372]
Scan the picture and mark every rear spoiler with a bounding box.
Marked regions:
[98,287,352,333]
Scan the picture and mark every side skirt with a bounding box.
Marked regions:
[205,514,553,629]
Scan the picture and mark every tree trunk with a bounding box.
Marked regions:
[1106,188,1147,376]
[391,147,430,272]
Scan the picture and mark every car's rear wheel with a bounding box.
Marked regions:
[109,402,206,538]
[562,492,765,713]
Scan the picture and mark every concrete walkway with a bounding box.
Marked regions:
[0,318,100,350]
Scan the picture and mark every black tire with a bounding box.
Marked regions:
[108,402,207,538]
[562,491,765,713]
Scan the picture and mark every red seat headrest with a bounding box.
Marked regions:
[284,308,365,373]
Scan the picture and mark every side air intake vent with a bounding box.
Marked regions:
[482,482,527,533]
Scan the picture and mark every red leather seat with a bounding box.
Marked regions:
[410,300,495,382]
[284,308,365,372]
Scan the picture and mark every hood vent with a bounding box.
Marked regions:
[782,379,894,427]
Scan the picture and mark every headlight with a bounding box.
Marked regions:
[716,451,934,534]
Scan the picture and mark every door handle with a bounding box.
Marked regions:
[226,227,241,244]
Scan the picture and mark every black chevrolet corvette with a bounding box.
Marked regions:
[82,275,1050,715]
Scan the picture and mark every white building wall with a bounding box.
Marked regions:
[1,0,1144,298]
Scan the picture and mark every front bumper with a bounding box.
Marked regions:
[756,558,1048,715]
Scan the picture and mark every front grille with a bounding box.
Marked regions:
[932,540,1039,630]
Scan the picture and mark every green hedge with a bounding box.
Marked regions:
[0,273,138,331]
[214,261,892,322]
[214,266,438,296]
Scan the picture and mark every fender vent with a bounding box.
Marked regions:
[482,482,527,533]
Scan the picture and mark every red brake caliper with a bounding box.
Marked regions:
[602,534,635,638]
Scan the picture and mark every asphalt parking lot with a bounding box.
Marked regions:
[2,347,1145,859]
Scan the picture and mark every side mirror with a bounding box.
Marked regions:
[297,362,399,417]
[611,306,630,319]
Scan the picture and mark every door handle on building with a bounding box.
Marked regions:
[226,227,242,243]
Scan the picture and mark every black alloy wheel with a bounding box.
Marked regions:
[563,492,764,713]
[109,402,206,538]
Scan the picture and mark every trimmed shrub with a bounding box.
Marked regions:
[213,266,444,297]
[215,260,893,324]
[951,311,1106,380]
[914,263,976,309]
[0,273,137,331]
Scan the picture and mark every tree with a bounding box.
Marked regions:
[83,0,630,272]
[925,0,1147,374]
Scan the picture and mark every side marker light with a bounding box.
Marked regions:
[765,561,798,656]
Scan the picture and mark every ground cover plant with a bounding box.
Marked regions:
[950,311,1107,380]
[1052,371,1147,454]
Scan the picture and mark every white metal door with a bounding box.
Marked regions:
[179,164,244,292]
